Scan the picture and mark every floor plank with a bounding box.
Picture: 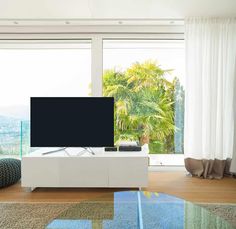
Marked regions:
[0,172,236,203]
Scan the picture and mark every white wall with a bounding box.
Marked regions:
[0,0,236,19]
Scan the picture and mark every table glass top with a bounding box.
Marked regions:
[46,191,234,229]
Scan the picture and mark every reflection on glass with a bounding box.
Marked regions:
[46,191,233,229]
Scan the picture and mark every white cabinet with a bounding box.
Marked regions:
[21,148,148,189]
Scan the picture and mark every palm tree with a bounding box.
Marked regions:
[103,61,176,153]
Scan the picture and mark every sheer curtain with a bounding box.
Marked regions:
[184,18,236,178]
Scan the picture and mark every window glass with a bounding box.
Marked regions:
[0,40,91,158]
[103,39,185,154]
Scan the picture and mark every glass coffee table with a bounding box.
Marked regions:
[46,191,234,229]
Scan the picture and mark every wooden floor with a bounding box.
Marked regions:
[0,172,236,204]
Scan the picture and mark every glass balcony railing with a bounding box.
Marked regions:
[0,120,35,159]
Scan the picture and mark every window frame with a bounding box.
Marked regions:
[0,26,184,166]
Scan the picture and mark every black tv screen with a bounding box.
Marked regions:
[30,97,114,147]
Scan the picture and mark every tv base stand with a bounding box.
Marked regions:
[78,147,95,155]
[42,147,95,156]
[22,147,148,190]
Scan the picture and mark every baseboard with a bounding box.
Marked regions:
[148,166,186,172]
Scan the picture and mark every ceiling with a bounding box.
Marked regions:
[0,0,235,20]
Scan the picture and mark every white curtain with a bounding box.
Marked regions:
[184,18,236,161]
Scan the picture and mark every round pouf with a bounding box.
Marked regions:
[0,158,21,188]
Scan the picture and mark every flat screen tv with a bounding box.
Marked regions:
[30,97,114,147]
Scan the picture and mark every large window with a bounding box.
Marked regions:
[0,33,185,165]
[0,40,91,158]
[103,40,184,154]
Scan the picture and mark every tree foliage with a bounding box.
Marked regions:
[103,60,179,153]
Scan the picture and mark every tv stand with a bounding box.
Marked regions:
[42,147,95,156]
[78,147,95,155]
[22,147,148,190]
[42,147,68,155]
